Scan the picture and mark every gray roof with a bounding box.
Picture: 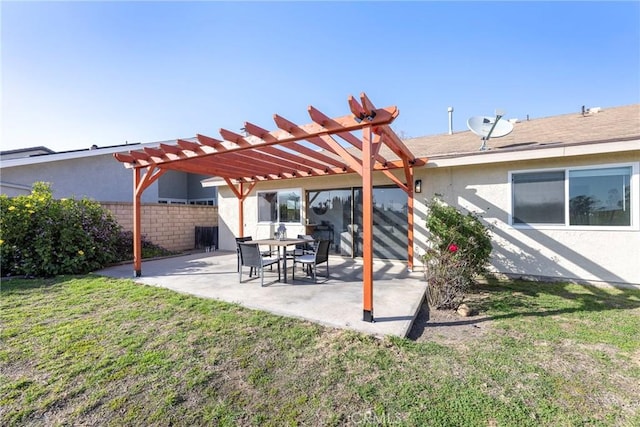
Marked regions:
[401,104,639,160]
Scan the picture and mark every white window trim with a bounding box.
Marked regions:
[256,187,303,224]
[508,162,639,231]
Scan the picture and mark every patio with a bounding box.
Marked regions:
[96,251,427,338]
[113,93,428,323]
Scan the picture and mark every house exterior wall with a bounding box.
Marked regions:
[217,173,400,252]
[101,202,218,252]
[218,150,639,285]
[414,151,640,285]
[158,170,188,200]
[1,153,159,203]
[188,174,217,201]
[2,154,216,204]
[157,171,217,202]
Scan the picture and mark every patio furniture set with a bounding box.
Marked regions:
[236,235,331,286]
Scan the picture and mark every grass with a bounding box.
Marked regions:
[1,275,639,426]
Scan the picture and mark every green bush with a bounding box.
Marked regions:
[422,195,492,309]
[113,230,176,261]
[1,182,123,277]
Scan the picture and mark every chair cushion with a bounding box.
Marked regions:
[295,254,315,263]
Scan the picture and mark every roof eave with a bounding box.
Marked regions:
[424,137,640,168]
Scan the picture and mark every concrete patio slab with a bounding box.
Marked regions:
[96,251,427,338]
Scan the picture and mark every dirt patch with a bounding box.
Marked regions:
[408,292,494,346]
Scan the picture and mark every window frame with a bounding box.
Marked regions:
[256,188,303,224]
[508,162,638,230]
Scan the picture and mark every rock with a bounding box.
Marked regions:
[457,303,474,317]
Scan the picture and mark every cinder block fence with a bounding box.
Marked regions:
[100,202,218,252]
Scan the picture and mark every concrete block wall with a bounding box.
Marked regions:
[100,202,218,252]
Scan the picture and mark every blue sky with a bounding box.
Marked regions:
[2,1,639,152]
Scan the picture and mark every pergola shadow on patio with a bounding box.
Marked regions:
[96,251,427,338]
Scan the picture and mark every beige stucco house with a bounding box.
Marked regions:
[208,104,639,285]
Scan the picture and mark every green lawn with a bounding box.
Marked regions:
[1,276,639,426]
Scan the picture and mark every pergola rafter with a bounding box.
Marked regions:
[114,93,428,322]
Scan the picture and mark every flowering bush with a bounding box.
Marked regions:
[422,196,492,309]
[0,182,124,277]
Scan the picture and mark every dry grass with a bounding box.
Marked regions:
[2,276,639,426]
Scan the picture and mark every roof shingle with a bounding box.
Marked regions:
[402,104,640,159]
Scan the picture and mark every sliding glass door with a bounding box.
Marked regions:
[306,186,408,260]
[307,189,352,254]
[354,186,408,260]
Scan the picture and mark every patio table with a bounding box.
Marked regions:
[252,238,309,283]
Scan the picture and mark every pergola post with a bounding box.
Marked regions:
[133,168,142,277]
[224,178,256,239]
[130,165,165,277]
[238,182,245,237]
[407,168,415,272]
[362,126,374,322]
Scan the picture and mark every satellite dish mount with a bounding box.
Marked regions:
[467,109,513,151]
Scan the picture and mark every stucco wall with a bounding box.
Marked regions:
[414,152,640,285]
[101,202,218,252]
[217,174,394,252]
[188,174,218,201]
[158,170,189,199]
[1,153,159,203]
[218,151,639,285]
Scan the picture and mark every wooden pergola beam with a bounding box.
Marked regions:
[114,92,428,322]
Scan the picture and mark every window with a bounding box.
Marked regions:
[511,164,635,227]
[159,198,215,205]
[189,199,216,206]
[258,189,301,223]
[569,167,631,226]
[512,171,565,224]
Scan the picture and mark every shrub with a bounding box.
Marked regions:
[113,230,176,261]
[422,195,492,309]
[1,182,123,277]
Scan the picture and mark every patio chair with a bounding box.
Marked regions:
[236,236,254,274]
[299,234,317,254]
[292,239,330,283]
[238,242,281,287]
[286,234,316,259]
[236,236,273,276]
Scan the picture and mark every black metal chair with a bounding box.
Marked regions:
[238,242,281,287]
[286,234,316,259]
[236,236,273,276]
[292,239,330,283]
[299,234,316,254]
[235,236,254,274]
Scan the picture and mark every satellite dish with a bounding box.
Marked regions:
[467,116,513,138]
[467,113,514,150]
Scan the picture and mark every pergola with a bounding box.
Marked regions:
[114,93,427,322]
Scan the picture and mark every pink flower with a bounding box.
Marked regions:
[448,244,459,253]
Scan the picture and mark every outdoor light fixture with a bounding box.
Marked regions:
[414,179,422,193]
